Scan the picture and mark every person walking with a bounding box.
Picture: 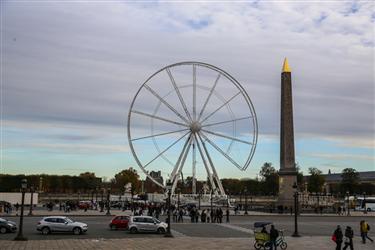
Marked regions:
[333,225,343,250]
[360,220,374,244]
[343,226,354,250]
[269,224,279,250]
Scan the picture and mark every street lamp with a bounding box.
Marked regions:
[28,186,34,216]
[346,191,350,216]
[210,189,214,223]
[177,188,181,211]
[292,182,301,237]
[363,192,367,214]
[14,179,28,241]
[198,190,202,210]
[100,189,104,212]
[226,189,230,223]
[106,188,111,216]
[244,188,248,215]
[165,180,173,237]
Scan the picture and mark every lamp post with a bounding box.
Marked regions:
[210,189,214,223]
[198,191,201,210]
[95,188,98,210]
[28,186,34,216]
[346,191,350,216]
[292,182,301,237]
[177,188,181,211]
[239,191,242,210]
[14,179,28,241]
[363,192,367,214]
[100,189,104,212]
[106,188,111,216]
[226,189,230,223]
[165,180,173,237]
[244,188,248,215]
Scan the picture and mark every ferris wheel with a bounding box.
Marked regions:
[127,62,258,195]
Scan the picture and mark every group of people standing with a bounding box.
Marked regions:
[332,220,373,250]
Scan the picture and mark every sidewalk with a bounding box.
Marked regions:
[1,237,374,250]
[1,208,373,217]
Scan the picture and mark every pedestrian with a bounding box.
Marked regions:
[343,226,354,250]
[360,220,374,244]
[333,225,343,250]
[269,224,279,250]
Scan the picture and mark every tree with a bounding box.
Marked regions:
[307,167,325,193]
[341,168,359,194]
[259,162,279,195]
[114,168,141,193]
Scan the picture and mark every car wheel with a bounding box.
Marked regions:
[0,227,7,234]
[73,227,82,235]
[157,227,165,234]
[280,242,288,250]
[129,227,138,234]
[41,227,50,235]
[110,224,117,230]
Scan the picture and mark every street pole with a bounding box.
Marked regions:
[106,188,111,216]
[165,181,173,237]
[14,179,28,241]
[244,188,248,215]
[363,192,367,214]
[346,191,350,216]
[210,189,213,223]
[100,189,104,212]
[198,192,201,210]
[292,182,301,237]
[28,186,34,216]
[226,189,230,223]
[177,189,180,211]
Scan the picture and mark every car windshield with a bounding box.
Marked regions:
[154,219,161,223]
[66,218,74,223]
[0,218,6,222]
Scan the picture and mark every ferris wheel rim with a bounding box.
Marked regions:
[127,61,258,190]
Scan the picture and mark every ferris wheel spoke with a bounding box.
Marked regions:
[194,134,217,192]
[170,134,192,184]
[199,132,243,171]
[144,84,190,124]
[201,129,253,145]
[201,116,253,128]
[196,133,225,194]
[132,110,189,127]
[131,128,189,142]
[200,91,241,124]
[197,73,221,121]
[171,135,193,193]
[193,64,197,121]
[166,68,193,122]
[143,131,190,169]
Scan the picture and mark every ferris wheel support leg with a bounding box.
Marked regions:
[197,133,225,195]
[192,139,197,195]
[170,135,192,194]
[194,134,218,193]
[171,136,193,195]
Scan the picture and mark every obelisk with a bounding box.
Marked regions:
[278,58,297,206]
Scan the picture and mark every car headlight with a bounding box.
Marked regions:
[7,223,14,227]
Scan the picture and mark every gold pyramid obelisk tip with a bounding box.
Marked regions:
[282,58,291,73]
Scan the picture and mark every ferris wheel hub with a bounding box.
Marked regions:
[190,121,202,133]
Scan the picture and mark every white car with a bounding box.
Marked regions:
[128,216,168,234]
[36,216,88,235]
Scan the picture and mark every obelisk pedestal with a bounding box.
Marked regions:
[278,58,297,206]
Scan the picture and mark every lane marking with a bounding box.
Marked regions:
[217,223,254,235]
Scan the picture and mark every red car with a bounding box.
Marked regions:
[109,216,130,230]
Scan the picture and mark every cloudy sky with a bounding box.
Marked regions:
[2,0,374,182]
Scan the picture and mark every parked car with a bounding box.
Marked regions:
[0,218,17,234]
[36,216,88,235]
[128,216,167,234]
[109,215,130,230]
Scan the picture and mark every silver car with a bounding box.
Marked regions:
[128,216,168,234]
[36,216,88,235]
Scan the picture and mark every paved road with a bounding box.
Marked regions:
[0,215,374,240]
